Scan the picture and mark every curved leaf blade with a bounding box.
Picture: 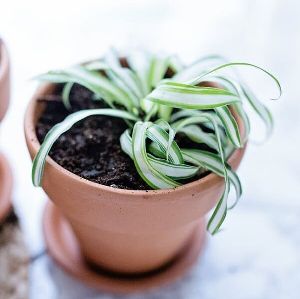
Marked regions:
[32,109,139,187]
[148,155,199,180]
[182,149,242,200]
[215,106,241,147]
[36,65,132,110]
[187,62,282,101]
[178,125,219,151]
[146,81,240,109]
[146,124,183,164]
[174,55,228,82]
[62,82,73,110]
[182,148,242,233]
[120,130,199,180]
[132,122,179,189]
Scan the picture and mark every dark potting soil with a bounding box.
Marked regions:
[36,84,210,190]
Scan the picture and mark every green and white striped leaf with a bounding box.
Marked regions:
[148,155,199,180]
[241,84,274,139]
[208,177,229,234]
[158,105,173,122]
[84,60,108,71]
[143,54,171,115]
[127,50,152,96]
[224,143,236,160]
[147,141,166,159]
[182,150,230,234]
[171,109,224,131]
[182,149,242,232]
[120,129,134,159]
[193,75,250,142]
[174,55,228,83]
[178,125,219,151]
[196,72,276,142]
[171,113,230,234]
[36,65,132,110]
[148,54,170,88]
[173,113,229,207]
[105,69,140,108]
[32,109,139,187]
[127,51,159,114]
[104,50,144,106]
[172,114,237,158]
[187,62,282,97]
[143,102,159,121]
[154,119,176,159]
[182,149,242,200]
[62,82,73,110]
[215,106,241,147]
[186,61,281,142]
[168,55,184,73]
[233,102,250,144]
[120,131,199,180]
[170,109,203,122]
[132,122,179,189]
[146,124,183,164]
[146,81,240,109]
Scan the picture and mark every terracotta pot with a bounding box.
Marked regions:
[0,39,12,223]
[24,83,246,275]
[0,153,13,224]
[0,39,10,121]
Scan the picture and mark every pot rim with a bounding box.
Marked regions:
[0,39,9,85]
[24,82,246,198]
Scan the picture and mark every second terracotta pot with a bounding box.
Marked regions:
[0,39,12,223]
[25,83,246,275]
[0,39,10,122]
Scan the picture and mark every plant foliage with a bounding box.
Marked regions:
[32,49,281,234]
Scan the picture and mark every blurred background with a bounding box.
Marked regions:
[0,0,299,298]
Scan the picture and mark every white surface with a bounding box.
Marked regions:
[0,0,299,298]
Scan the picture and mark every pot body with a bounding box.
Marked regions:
[0,40,12,223]
[0,40,10,121]
[25,84,246,274]
[0,153,13,223]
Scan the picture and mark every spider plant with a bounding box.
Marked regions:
[32,49,281,234]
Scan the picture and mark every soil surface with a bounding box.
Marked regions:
[36,84,209,190]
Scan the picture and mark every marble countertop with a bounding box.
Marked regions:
[0,0,299,298]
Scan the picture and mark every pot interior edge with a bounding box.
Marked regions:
[27,81,246,196]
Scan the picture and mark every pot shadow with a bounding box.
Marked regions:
[45,253,207,299]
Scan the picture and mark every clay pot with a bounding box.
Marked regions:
[0,39,10,121]
[0,153,13,224]
[24,83,246,275]
[0,39,12,223]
